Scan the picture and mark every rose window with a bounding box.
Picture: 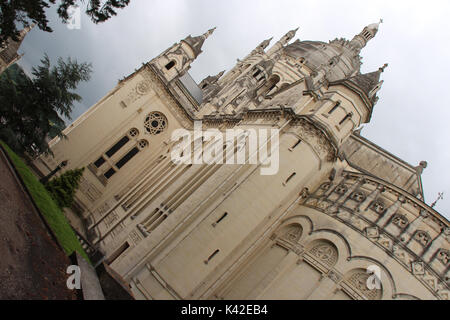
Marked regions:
[144,112,167,135]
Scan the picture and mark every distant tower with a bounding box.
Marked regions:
[349,19,382,52]
[0,24,34,74]
[152,27,216,83]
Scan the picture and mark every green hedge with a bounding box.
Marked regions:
[1,141,90,262]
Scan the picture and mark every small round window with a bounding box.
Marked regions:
[138,139,149,149]
[144,112,167,135]
[129,128,139,137]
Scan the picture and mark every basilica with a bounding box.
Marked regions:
[32,22,449,300]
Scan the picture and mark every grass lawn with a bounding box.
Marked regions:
[1,141,90,262]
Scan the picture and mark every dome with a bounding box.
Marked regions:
[283,40,361,81]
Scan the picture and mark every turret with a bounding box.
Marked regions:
[307,63,387,146]
[349,19,382,53]
[181,27,216,59]
[266,27,298,56]
[0,24,34,74]
[151,27,216,82]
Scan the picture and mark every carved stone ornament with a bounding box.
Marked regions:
[414,230,431,246]
[291,119,336,161]
[411,261,425,275]
[282,225,302,243]
[392,214,408,229]
[436,249,449,266]
[347,272,382,300]
[371,201,385,214]
[365,226,380,239]
[123,80,152,105]
[350,191,366,202]
[335,184,348,195]
[309,242,338,268]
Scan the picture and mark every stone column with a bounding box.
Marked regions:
[306,275,338,300]
[251,251,299,299]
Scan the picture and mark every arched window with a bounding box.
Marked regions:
[89,127,149,183]
[165,60,176,70]
[342,268,383,300]
[266,74,280,94]
[279,224,303,243]
[257,74,280,97]
[306,240,339,269]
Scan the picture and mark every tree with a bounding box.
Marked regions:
[45,167,84,209]
[0,0,131,43]
[0,55,92,156]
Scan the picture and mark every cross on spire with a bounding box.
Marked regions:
[431,192,444,208]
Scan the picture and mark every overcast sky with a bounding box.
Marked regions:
[16,0,450,218]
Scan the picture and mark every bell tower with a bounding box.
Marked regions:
[0,24,34,74]
[151,27,216,83]
[349,19,382,52]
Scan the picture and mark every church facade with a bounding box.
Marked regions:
[33,23,449,300]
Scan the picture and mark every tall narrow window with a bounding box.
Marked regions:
[328,101,340,114]
[94,156,106,168]
[289,139,302,151]
[339,113,352,125]
[106,136,130,158]
[116,147,140,169]
[165,60,175,70]
[283,172,296,186]
[104,168,116,179]
[212,212,228,227]
[106,241,130,265]
[204,249,220,264]
[91,128,148,184]
[265,74,280,94]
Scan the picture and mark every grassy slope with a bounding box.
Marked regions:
[1,141,90,262]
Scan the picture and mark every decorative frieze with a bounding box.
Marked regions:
[303,171,450,299]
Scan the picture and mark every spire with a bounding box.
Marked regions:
[207,69,225,83]
[267,27,299,56]
[19,23,35,38]
[202,27,216,39]
[283,27,299,43]
[378,62,388,72]
[182,27,216,58]
[249,37,273,56]
[347,62,387,104]
[199,69,225,89]
[349,20,382,52]
[259,37,273,50]
[0,24,34,73]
